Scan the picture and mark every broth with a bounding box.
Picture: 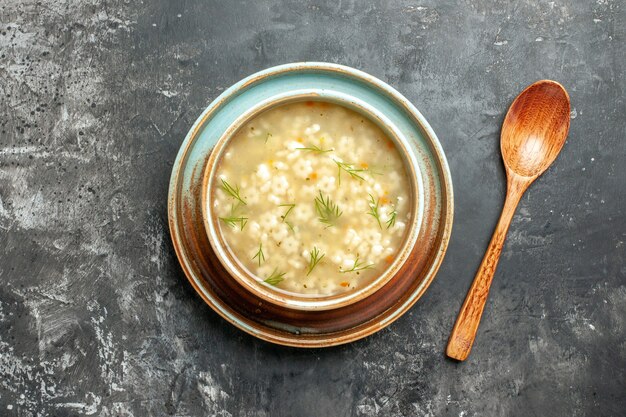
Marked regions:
[213,101,412,295]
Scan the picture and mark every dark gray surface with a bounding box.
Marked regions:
[1,0,624,416]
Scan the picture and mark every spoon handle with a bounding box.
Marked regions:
[446,174,528,361]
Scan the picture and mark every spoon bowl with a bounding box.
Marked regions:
[447,80,570,361]
[501,80,571,178]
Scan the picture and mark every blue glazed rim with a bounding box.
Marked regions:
[168,63,454,347]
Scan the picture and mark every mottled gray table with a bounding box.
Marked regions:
[1,1,624,416]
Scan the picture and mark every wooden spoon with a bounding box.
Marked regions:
[446,80,571,361]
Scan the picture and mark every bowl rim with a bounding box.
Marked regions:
[168,62,454,347]
[200,92,425,311]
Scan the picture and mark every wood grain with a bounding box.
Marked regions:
[446,80,570,361]
[446,172,527,361]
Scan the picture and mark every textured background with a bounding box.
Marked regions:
[1,0,624,416]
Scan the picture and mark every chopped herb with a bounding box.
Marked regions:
[314,190,342,227]
[386,208,397,229]
[279,203,296,222]
[296,144,333,153]
[366,194,382,229]
[265,133,272,143]
[340,256,375,273]
[334,160,366,185]
[264,268,286,286]
[220,178,247,205]
[285,221,295,232]
[219,216,248,231]
[252,243,265,266]
[228,200,246,216]
[306,246,325,276]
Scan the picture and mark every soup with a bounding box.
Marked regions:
[212,101,412,295]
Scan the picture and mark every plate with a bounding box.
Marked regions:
[168,63,453,347]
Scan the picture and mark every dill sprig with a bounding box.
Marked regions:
[386,208,397,229]
[297,144,333,153]
[265,133,272,143]
[340,256,375,274]
[229,201,244,214]
[219,216,248,231]
[366,194,382,229]
[252,243,265,266]
[220,178,247,205]
[279,203,296,232]
[306,246,325,276]
[314,191,342,227]
[279,203,295,222]
[264,268,286,286]
[334,160,366,185]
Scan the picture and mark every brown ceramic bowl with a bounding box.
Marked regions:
[168,63,453,347]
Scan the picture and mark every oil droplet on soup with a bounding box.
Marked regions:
[213,101,412,295]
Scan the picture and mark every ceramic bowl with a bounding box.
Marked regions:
[201,93,424,311]
[168,63,453,347]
